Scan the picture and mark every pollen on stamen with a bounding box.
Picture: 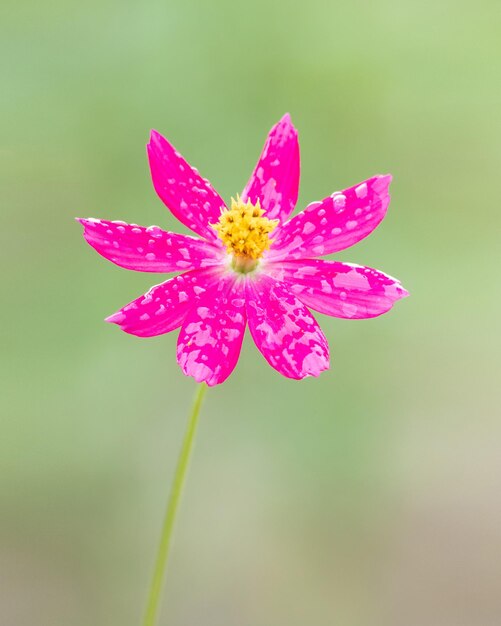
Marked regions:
[211,196,279,267]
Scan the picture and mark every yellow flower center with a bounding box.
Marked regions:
[212,196,279,273]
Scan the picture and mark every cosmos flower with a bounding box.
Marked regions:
[78,114,408,386]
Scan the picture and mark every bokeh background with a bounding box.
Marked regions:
[2,1,500,624]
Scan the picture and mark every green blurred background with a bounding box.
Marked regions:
[1,0,500,624]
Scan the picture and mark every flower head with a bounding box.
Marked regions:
[78,114,408,386]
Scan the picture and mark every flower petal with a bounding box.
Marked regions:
[241,113,300,223]
[245,275,329,379]
[266,259,408,319]
[177,276,247,386]
[147,130,226,240]
[106,268,221,337]
[77,218,224,273]
[268,175,392,259]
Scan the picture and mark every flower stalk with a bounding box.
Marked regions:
[142,383,207,626]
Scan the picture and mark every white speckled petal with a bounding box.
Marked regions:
[147,130,226,240]
[265,259,409,319]
[105,268,221,337]
[241,113,300,223]
[268,175,392,260]
[246,275,329,379]
[77,218,224,273]
[176,276,247,386]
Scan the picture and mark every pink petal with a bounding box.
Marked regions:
[177,276,247,386]
[241,113,300,223]
[268,175,392,260]
[147,130,226,240]
[245,275,329,379]
[266,259,408,319]
[106,268,221,337]
[77,218,224,273]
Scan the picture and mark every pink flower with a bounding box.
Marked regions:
[78,114,408,386]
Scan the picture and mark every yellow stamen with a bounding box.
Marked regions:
[211,196,279,271]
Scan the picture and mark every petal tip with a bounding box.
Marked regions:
[385,282,410,304]
[287,360,330,381]
[178,362,223,387]
[104,312,124,325]
[305,357,330,379]
[147,129,163,150]
[375,174,393,192]
[277,112,297,134]
[77,217,100,227]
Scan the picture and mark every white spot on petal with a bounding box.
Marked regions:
[197,306,210,319]
[355,183,368,198]
[302,222,315,236]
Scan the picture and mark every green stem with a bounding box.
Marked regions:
[142,383,207,626]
